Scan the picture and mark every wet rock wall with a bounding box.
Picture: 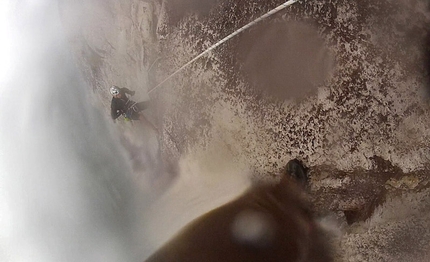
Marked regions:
[60,0,430,261]
[153,0,430,175]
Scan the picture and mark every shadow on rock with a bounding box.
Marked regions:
[165,0,219,25]
[235,21,334,101]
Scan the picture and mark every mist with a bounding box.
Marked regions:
[0,1,144,261]
[0,1,251,261]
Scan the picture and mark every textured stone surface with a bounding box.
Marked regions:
[152,0,430,174]
[60,0,430,261]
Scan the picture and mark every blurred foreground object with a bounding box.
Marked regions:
[145,160,331,262]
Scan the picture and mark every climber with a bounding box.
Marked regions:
[110,85,158,131]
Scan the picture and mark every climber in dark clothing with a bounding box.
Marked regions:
[109,85,158,132]
[110,86,149,120]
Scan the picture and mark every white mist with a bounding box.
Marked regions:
[0,1,251,262]
[0,1,142,261]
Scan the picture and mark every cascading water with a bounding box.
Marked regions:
[0,1,143,261]
[0,1,251,261]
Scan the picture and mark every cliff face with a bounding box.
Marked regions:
[152,0,430,174]
[61,0,430,173]
[60,0,430,261]
[59,0,163,110]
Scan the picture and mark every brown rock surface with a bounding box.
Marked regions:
[60,0,430,261]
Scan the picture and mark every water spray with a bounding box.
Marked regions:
[148,0,300,94]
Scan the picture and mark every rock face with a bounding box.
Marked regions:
[59,0,162,110]
[61,0,430,172]
[153,0,430,174]
[60,0,430,261]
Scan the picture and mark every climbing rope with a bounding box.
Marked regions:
[148,0,300,94]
